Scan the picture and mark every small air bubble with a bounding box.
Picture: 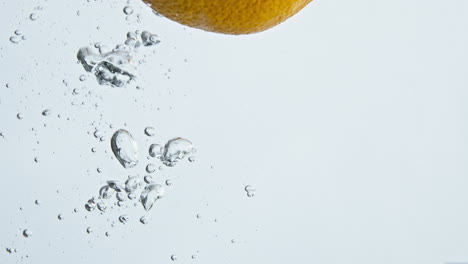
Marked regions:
[146,163,156,173]
[123,6,133,15]
[144,175,154,184]
[29,13,38,21]
[119,215,130,224]
[144,127,156,136]
[165,179,172,186]
[9,36,20,44]
[42,109,51,116]
[23,229,32,238]
[140,216,150,224]
[245,185,256,198]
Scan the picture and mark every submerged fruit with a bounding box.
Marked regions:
[144,0,313,35]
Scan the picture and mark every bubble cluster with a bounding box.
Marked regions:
[77,30,161,87]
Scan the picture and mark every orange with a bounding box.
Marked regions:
[144,0,313,35]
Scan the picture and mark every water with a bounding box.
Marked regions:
[161,138,195,167]
[140,184,165,211]
[110,129,138,169]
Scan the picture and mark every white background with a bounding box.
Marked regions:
[0,0,468,263]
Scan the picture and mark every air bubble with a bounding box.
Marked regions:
[10,36,20,44]
[42,109,51,116]
[107,180,125,192]
[140,216,149,224]
[146,163,156,173]
[119,215,130,224]
[125,176,140,193]
[85,198,96,211]
[99,185,115,199]
[149,144,162,158]
[144,126,156,136]
[161,138,195,167]
[144,175,154,184]
[116,192,127,202]
[77,47,136,87]
[123,6,133,15]
[97,201,107,212]
[29,13,38,20]
[23,229,32,238]
[111,129,138,169]
[140,184,165,211]
[141,31,161,46]
[245,185,256,198]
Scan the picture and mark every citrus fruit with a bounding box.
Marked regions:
[144,0,313,35]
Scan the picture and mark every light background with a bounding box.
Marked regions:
[0,0,468,263]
